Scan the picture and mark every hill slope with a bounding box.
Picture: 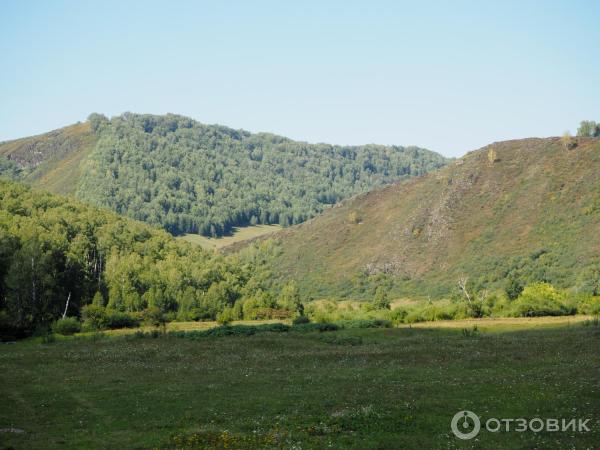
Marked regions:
[258,137,600,298]
[0,113,449,236]
[0,122,97,195]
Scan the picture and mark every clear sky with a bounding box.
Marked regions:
[1,0,598,157]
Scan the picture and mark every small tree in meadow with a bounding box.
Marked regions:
[372,286,391,310]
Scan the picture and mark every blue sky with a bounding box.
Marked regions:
[1,0,598,157]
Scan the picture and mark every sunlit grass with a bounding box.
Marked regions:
[178,224,282,250]
[401,314,593,332]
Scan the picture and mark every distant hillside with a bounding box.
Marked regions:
[0,122,97,195]
[257,137,600,299]
[0,113,449,236]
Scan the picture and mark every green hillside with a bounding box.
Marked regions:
[0,114,449,237]
[256,137,600,299]
[0,179,279,337]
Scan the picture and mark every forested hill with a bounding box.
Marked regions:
[0,113,449,236]
[255,137,600,299]
[0,179,281,337]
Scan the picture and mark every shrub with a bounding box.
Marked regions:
[336,319,392,329]
[244,307,293,320]
[81,305,140,330]
[144,307,167,326]
[560,131,576,150]
[52,317,81,335]
[257,323,290,333]
[372,286,391,310]
[216,307,235,325]
[291,323,339,333]
[170,322,339,340]
[577,295,600,315]
[172,323,292,339]
[105,310,140,329]
[389,308,408,325]
[81,305,108,330]
[292,315,310,325]
[510,283,574,317]
[404,304,458,323]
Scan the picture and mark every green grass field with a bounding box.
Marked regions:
[1,317,598,449]
[178,224,282,250]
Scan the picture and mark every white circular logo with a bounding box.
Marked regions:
[451,410,481,440]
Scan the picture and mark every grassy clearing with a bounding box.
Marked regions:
[402,315,593,331]
[178,224,282,250]
[1,317,598,449]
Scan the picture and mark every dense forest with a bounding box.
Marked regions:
[77,113,448,236]
[0,180,297,338]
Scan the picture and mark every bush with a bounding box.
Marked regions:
[291,322,339,333]
[170,321,341,340]
[216,307,235,325]
[105,310,140,329]
[292,315,310,325]
[245,307,293,320]
[52,317,81,335]
[257,323,290,333]
[81,305,140,330]
[389,308,408,325]
[81,305,108,330]
[577,295,600,315]
[404,304,459,323]
[171,323,292,340]
[510,283,574,317]
[336,319,392,329]
[372,286,391,310]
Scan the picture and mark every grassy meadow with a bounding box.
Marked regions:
[1,317,598,449]
[178,225,282,250]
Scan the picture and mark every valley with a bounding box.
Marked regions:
[3,4,599,449]
[1,317,597,449]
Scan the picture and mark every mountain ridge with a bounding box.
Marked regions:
[0,113,449,236]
